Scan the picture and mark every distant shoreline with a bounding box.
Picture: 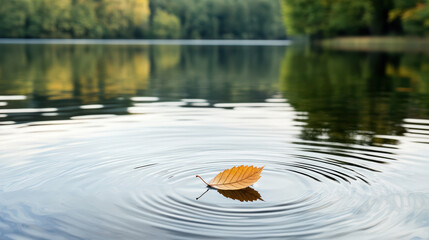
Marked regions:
[0,39,291,46]
[320,36,429,53]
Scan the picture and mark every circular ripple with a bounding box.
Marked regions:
[108,157,423,239]
[0,105,428,239]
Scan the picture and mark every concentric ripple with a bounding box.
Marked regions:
[0,102,428,239]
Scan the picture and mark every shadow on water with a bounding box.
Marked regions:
[196,187,264,202]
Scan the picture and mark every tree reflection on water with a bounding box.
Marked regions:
[280,48,429,146]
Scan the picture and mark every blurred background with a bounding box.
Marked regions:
[0,0,429,39]
[0,0,285,39]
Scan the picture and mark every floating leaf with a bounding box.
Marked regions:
[196,165,264,190]
[218,187,264,202]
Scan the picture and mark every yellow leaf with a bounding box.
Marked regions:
[196,165,264,190]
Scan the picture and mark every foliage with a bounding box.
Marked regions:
[0,0,32,38]
[149,0,286,39]
[400,1,429,35]
[281,0,325,36]
[0,0,285,39]
[281,0,429,37]
[152,10,181,39]
[0,0,149,38]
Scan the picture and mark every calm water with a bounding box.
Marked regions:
[0,42,428,239]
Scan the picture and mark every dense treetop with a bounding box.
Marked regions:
[281,0,429,37]
[0,0,286,39]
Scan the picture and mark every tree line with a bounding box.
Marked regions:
[281,0,429,37]
[0,0,286,39]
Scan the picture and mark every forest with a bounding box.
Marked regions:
[2,0,428,40]
[281,0,429,37]
[0,0,286,39]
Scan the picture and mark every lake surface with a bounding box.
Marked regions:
[0,41,428,239]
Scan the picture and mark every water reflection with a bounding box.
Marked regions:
[1,44,429,239]
[0,44,283,123]
[280,48,429,146]
[196,188,263,202]
[0,44,282,102]
[217,188,263,202]
[1,45,429,146]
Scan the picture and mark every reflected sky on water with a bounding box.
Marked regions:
[0,42,428,239]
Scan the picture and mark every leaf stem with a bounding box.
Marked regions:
[196,188,210,200]
[196,175,209,186]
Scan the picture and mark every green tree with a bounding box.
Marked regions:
[131,0,151,37]
[96,0,133,38]
[281,0,429,37]
[281,0,326,36]
[395,0,429,36]
[149,0,286,39]
[327,0,373,36]
[152,10,181,39]
[26,0,72,38]
[68,2,99,38]
[0,0,32,37]
[0,0,285,39]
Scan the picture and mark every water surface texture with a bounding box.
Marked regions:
[0,43,429,239]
